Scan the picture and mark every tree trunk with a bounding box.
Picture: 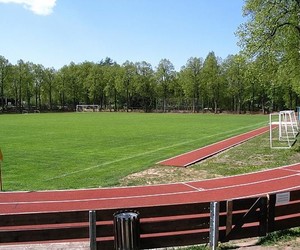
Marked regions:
[18,78,22,113]
[114,88,117,112]
[126,87,129,112]
[0,74,4,112]
[214,100,218,114]
[49,84,52,111]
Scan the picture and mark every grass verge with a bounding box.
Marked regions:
[120,131,300,186]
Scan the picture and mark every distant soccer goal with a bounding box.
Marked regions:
[269,110,299,149]
[76,105,100,112]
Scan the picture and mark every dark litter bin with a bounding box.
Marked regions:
[114,211,140,250]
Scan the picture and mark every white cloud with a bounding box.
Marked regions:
[0,0,56,15]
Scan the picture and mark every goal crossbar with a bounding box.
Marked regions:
[76,105,100,112]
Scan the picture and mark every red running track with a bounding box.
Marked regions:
[158,126,270,167]
[1,163,300,215]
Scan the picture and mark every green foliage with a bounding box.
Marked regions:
[179,57,203,112]
[257,228,300,246]
[155,59,176,112]
[1,1,300,114]
[202,52,221,113]
[0,113,267,191]
[237,0,300,108]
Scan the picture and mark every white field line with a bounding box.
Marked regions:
[45,122,266,181]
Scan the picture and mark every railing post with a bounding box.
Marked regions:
[225,200,233,237]
[268,194,276,233]
[89,210,97,250]
[259,196,269,236]
[209,201,220,250]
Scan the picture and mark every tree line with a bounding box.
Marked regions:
[0,0,299,114]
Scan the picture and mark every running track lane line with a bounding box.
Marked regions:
[1,166,294,203]
[158,126,270,167]
[1,163,300,214]
[1,171,298,205]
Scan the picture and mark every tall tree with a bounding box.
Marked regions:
[116,61,136,112]
[155,59,176,112]
[66,62,82,110]
[100,57,116,66]
[77,61,93,105]
[104,64,120,111]
[32,64,45,110]
[243,60,260,112]
[223,54,247,113]
[25,63,34,111]
[237,0,300,103]
[202,52,221,113]
[0,56,10,112]
[43,67,56,111]
[238,0,300,56]
[254,54,280,113]
[180,57,203,113]
[87,63,106,108]
[135,61,155,112]
[15,60,33,112]
[56,65,68,110]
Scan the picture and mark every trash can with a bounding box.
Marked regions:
[114,211,140,250]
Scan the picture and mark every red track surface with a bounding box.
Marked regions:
[158,126,270,167]
[1,164,300,214]
[1,126,300,215]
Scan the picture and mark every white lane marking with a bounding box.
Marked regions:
[188,173,300,192]
[183,182,205,191]
[281,168,300,173]
[0,189,199,205]
[229,185,300,200]
[2,173,299,206]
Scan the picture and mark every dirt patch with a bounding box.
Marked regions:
[120,165,222,186]
[0,242,89,250]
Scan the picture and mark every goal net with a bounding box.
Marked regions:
[269,110,299,149]
[76,105,100,112]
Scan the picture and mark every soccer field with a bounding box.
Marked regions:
[0,112,267,191]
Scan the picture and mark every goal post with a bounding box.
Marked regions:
[269,110,299,149]
[76,105,100,112]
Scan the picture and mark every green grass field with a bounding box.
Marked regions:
[0,112,268,191]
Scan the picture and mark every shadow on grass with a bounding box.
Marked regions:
[218,245,240,250]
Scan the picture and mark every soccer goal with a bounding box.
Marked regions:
[269,110,299,149]
[76,105,100,112]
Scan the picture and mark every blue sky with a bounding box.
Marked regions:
[0,0,245,70]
